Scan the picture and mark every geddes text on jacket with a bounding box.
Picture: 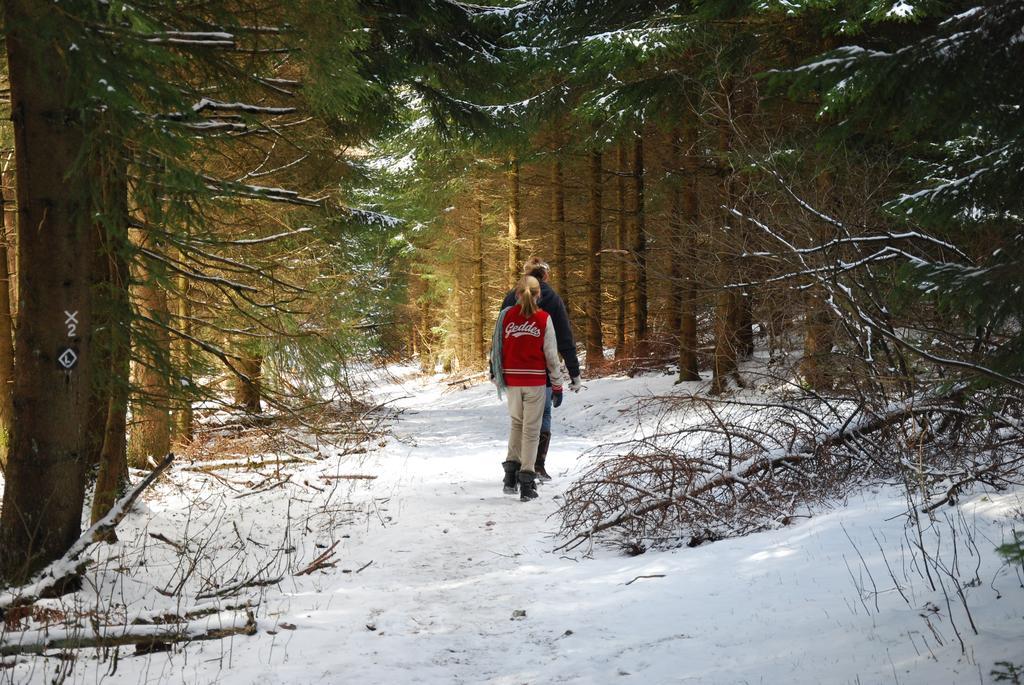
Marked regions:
[504,321,541,339]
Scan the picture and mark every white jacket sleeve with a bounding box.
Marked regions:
[542,317,565,390]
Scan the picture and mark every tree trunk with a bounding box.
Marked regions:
[801,170,836,390]
[738,292,755,358]
[586,150,604,370]
[711,291,743,395]
[672,124,701,382]
[234,354,263,413]
[127,229,172,469]
[614,143,628,359]
[802,297,835,390]
[85,219,112,474]
[0,158,15,470]
[3,160,16,324]
[735,84,756,363]
[90,210,131,529]
[0,0,97,581]
[86,145,129,498]
[473,199,485,361]
[172,262,194,445]
[551,157,568,311]
[679,288,700,382]
[711,113,743,395]
[507,157,521,288]
[631,135,648,357]
[454,256,467,368]
[668,168,683,343]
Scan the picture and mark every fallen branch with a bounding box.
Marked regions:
[319,474,377,481]
[556,391,971,552]
[294,542,339,576]
[195,575,284,600]
[920,460,1010,513]
[0,454,175,613]
[0,610,256,657]
[184,457,306,473]
[132,602,254,625]
[447,371,488,386]
[624,574,666,586]
[556,451,807,552]
[191,468,245,491]
[234,474,292,499]
[148,532,185,553]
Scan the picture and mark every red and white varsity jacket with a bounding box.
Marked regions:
[501,304,565,391]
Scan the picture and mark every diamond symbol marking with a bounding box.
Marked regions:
[58,348,78,370]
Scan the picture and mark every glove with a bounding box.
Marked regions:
[569,376,583,393]
[552,386,563,408]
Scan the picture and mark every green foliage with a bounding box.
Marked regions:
[997,531,1024,566]
[31,0,512,406]
[993,661,1024,685]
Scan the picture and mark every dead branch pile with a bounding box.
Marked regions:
[557,386,1024,553]
[181,396,396,472]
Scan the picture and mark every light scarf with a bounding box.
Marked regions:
[490,306,512,400]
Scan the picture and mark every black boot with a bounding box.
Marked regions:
[518,470,538,501]
[535,431,552,481]
[502,461,520,495]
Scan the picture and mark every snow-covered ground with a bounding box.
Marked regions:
[4,368,1024,684]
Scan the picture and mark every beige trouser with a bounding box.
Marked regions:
[505,385,546,473]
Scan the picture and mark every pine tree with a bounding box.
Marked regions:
[0,0,508,581]
[0,0,98,580]
[585,149,605,369]
[0,145,13,468]
[777,0,1024,386]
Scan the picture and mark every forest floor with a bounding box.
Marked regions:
[3,364,1024,684]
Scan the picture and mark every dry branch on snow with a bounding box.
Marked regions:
[557,384,1024,553]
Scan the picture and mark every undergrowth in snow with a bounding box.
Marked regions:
[2,365,1023,684]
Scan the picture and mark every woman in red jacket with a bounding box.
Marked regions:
[494,275,565,501]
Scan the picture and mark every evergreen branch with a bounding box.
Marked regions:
[203,176,326,207]
[137,247,261,294]
[160,236,313,294]
[185,226,315,246]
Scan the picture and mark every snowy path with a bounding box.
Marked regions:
[9,370,1024,684]
[219,371,1023,685]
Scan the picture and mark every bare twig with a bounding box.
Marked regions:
[623,574,666,586]
[0,454,176,612]
[294,542,339,576]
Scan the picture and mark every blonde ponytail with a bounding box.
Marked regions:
[515,275,541,317]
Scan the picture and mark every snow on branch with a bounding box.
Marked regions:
[783,45,892,74]
[0,454,175,613]
[756,163,971,259]
[1,608,256,656]
[189,226,315,246]
[182,120,250,132]
[129,31,236,47]
[192,98,297,116]
[346,208,403,230]
[203,176,326,207]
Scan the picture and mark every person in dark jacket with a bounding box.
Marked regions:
[500,257,582,480]
[491,275,566,501]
